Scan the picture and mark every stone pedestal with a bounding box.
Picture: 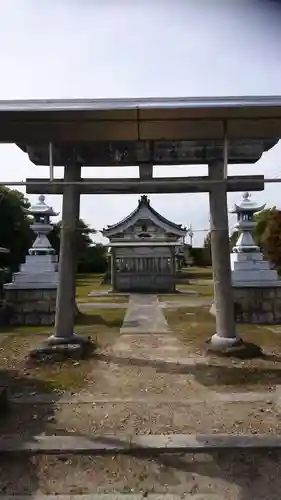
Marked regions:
[9,254,59,286]
[233,285,281,324]
[5,287,57,326]
[231,252,278,285]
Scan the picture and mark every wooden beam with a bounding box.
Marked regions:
[139,164,153,180]
[26,175,264,195]
[0,120,139,143]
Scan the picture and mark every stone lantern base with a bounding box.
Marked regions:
[4,285,57,326]
[233,284,281,324]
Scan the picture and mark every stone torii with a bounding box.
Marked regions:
[0,95,280,354]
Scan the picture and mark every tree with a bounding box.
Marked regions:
[254,208,277,248]
[260,209,281,272]
[203,232,211,250]
[48,219,107,272]
[0,187,33,271]
[78,244,108,273]
[205,230,237,252]
[48,218,96,257]
[229,230,238,249]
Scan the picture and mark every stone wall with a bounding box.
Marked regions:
[5,288,57,326]
[233,286,281,324]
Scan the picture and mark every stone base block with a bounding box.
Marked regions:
[4,288,57,326]
[233,286,281,324]
[28,337,95,363]
[206,338,263,359]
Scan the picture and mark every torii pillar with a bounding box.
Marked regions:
[207,159,261,355]
[208,159,238,349]
[47,163,89,346]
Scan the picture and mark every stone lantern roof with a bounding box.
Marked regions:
[28,194,59,217]
[230,191,266,215]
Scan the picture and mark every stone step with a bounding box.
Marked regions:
[1,434,281,455]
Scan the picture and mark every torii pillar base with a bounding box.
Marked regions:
[206,336,262,359]
[29,335,94,362]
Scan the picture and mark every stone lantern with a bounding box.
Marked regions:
[27,195,59,278]
[4,195,59,325]
[230,191,278,285]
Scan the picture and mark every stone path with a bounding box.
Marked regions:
[120,294,170,334]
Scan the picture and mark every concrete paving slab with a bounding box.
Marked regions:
[120,295,170,334]
[1,433,281,455]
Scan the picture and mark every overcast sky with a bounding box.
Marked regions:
[0,0,281,245]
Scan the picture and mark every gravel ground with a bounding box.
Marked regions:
[1,452,281,498]
[2,400,280,438]
[78,359,209,399]
[51,399,281,436]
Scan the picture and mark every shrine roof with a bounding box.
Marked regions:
[102,195,187,237]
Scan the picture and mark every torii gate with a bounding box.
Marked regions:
[0,95,280,352]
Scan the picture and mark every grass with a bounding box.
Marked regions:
[166,305,281,350]
[75,273,110,300]
[159,280,214,301]
[183,266,213,280]
[178,281,214,296]
[165,305,281,390]
[76,308,125,328]
[75,273,129,303]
